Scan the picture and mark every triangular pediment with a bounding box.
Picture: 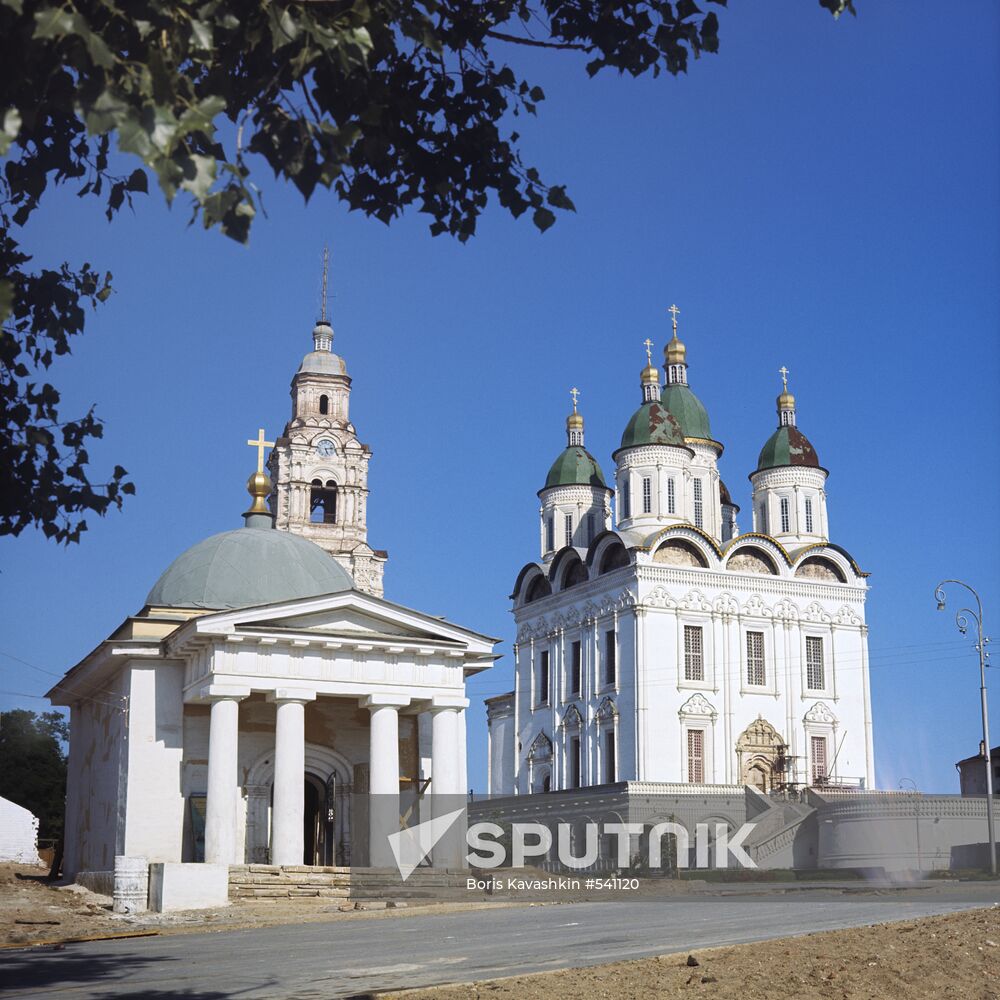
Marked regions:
[180,589,497,655]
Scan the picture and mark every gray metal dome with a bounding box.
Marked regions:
[146,524,353,610]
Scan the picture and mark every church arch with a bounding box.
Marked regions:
[310,479,338,524]
[512,564,551,607]
[795,555,847,583]
[525,575,553,603]
[725,545,779,575]
[245,744,353,866]
[652,538,709,568]
[549,548,589,592]
[597,541,630,575]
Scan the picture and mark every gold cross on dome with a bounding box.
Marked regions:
[570,386,580,412]
[643,338,654,364]
[667,303,681,335]
[247,428,275,473]
[779,366,789,391]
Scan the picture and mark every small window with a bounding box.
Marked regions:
[667,478,676,514]
[604,629,616,687]
[780,497,790,533]
[564,513,573,548]
[569,736,582,789]
[684,625,704,682]
[693,479,703,529]
[811,735,828,785]
[538,650,550,705]
[545,515,555,553]
[570,641,581,696]
[621,478,631,520]
[587,512,596,545]
[805,497,814,534]
[604,729,616,783]
[806,636,824,690]
[319,394,329,415]
[642,477,652,514]
[746,630,765,686]
[758,503,768,534]
[687,729,704,783]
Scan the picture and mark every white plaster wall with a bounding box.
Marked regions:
[66,674,128,875]
[123,661,186,862]
[0,797,41,864]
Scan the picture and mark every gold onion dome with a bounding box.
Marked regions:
[245,471,273,515]
[777,389,796,410]
[567,411,584,430]
[642,363,659,383]
[665,335,686,365]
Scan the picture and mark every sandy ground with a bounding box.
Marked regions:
[400,906,1000,1000]
[0,863,520,947]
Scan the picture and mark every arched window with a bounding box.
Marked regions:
[310,479,337,524]
[318,394,329,415]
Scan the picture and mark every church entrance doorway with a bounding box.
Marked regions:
[736,717,786,793]
[303,774,337,866]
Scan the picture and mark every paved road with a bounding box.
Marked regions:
[3,884,997,998]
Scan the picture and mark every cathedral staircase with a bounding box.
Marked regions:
[228,865,471,904]
[744,790,817,869]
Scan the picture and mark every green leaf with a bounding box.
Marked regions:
[0,278,14,323]
[0,107,21,156]
[125,168,148,193]
[179,154,217,200]
[32,6,75,39]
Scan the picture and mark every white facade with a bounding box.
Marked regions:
[491,326,874,798]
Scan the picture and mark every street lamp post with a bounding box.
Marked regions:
[934,579,996,875]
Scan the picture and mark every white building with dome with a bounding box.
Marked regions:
[487,311,874,799]
[49,314,497,879]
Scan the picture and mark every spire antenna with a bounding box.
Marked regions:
[320,245,330,324]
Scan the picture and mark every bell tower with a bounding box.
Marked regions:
[268,275,387,596]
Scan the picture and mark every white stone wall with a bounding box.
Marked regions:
[0,797,41,864]
[123,662,187,863]
[64,673,128,877]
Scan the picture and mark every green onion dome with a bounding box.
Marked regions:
[619,400,686,452]
[543,447,608,490]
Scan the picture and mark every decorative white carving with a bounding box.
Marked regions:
[803,602,832,624]
[774,597,799,621]
[804,701,837,724]
[561,704,583,729]
[679,692,717,718]
[679,589,714,612]
[742,594,773,619]
[713,593,740,616]
[527,732,553,760]
[834,605,863,626]
[645,585,678,610]
[595,696,618,721]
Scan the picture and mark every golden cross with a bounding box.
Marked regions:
[320,245,330,323]
[779,365,789,391]
[667,303,680,335]
[643,338,654,365]
[247,428,275,473]
[570,386,580,412]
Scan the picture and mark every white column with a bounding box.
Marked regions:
[364,695,409,868]
[268,688,316,866]
[203,687,249,866]
[430,696,470,868]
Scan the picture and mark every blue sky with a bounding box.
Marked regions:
[2,0,998,793]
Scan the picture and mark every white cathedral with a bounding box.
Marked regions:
[486,310,875,798]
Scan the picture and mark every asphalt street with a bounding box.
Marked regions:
[2,884,997,998]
